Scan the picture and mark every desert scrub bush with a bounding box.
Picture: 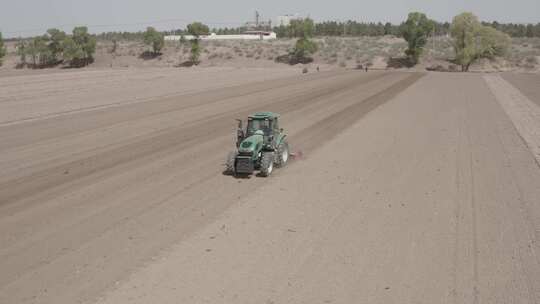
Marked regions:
[143,27,164,54]
[525,56,538,64]
[326,57,338,64]
[208,52,220,60]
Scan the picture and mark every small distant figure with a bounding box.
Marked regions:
[316,66,320,72]
[365,66,368,72]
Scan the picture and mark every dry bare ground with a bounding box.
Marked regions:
[0,67,539,304]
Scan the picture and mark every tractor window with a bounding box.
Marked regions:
[273,119,280,132]
[247,119,272,136]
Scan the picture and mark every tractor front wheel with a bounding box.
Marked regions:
[260,152,274,177]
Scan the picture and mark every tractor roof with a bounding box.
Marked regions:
[249,112,280,120]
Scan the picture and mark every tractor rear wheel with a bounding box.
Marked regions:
[275,141,289,167]
[260,152,274,177]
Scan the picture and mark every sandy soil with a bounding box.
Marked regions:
[0,66,300,125]
[502,73,540,107]
[0,68,539,304]
[485,74,540,164]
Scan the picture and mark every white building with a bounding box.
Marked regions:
[165,31,277,42]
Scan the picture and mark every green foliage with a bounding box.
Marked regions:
[451,12,511,71]
[186,22,209,65]
[143,27,164,54]
[62,36,85,64]
[475,26,511,58]
[290,37,318,63]
[401,12,434,64]
[63,26,96,66]
[275,18,318,64]
[451,12,479,71]
[0,32,6,65]
[289,18,315,38]
[73,27,96,59]
[46,28,66,61]
[187,22,210,37]
[15,27,94,68]
[16,39,27,66]
[190,39,201,64]
[26,36,53,67]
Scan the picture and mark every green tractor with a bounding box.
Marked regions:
[226,112,290,177]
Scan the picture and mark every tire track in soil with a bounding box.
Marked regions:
[0,72,393,206]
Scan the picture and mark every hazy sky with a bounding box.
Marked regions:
[1,0,539,37]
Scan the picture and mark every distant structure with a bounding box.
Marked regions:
[165,32,276,41]
[276,14,303,27]
[245,11,272,31]
[165,11,276,41]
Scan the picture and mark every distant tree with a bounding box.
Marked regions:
[63,26,96,66]
[24,36,52,67]
[401,12,434,64]
[62,36,85,65]
[187,22,210,37]
[475,25,511,59]
[287,18,315,38]
[384,22,393,35]
[16,39,27,66]
[451,12,510,71]
[526,24,534,38]
[46,28,66,62]
[289,37,318,64]
[187,22,209,65]
[277,18,318,64]
[143,27,164,54]
[0,32,6,66]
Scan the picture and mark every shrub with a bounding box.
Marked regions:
[143,27,164,54]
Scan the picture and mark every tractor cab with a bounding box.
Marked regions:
[237,112,281,148]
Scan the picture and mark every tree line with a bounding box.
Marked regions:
[0,14,532,69]
[87,20,540,42]
[275,20,540,38]
[8,27,96,68]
